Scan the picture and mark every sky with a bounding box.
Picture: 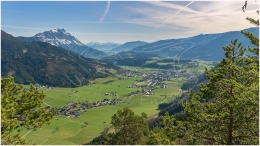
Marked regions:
[1,0,259,44]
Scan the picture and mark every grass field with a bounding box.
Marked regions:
[40,77,141,108]
[120,66,157,73]
[21,76,186,144]
[20,61,213,144]
[120,59,214,75]
[185,61,214,75]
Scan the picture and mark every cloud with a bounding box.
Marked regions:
[124,1,259,34]
[4,1,258,43]
[99,1,111,23]
[154,1,195,30]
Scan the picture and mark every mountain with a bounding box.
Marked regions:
[2,30,117,87]
[112,41,148,52]
[17,29,106,59]
[131,27,259,61]
[86,42,121,52]
[102,51,167,68]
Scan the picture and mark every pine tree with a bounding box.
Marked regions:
[241,10,259,66]
[108,107,149,144]
[146,131,172,145]
[1,77,55,144]
[159,10,259,145]
[178,11,259,145]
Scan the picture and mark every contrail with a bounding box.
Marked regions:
[99,1,111,23]
[154,1,194,30]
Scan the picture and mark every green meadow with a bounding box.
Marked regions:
[120,66,157,73]
[20,61,213,144]
[185,60,214,75]
[121,58,215,75]
[21,76,186,144]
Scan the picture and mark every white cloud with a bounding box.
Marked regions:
[99,1,111,23]
[3,1,259,43]
[123,1,259,34]
[154,1,195,30]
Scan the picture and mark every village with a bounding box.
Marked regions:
[41,67,197,118]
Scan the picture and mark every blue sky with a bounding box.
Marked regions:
[1,1,259,44]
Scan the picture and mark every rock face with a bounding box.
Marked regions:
[33,28,85,47]
[17,28,107,59]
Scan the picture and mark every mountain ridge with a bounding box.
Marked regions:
[131,27,259,61]
[2,30,117,87]
[17,28,107,59]
[112,41,148,52]
[86,42,121,52]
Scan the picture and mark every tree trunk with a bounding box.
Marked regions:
[227,108,234,145]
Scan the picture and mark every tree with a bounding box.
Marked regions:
[108,107,149,144]
[146,131,172,145]
[241,10,259,65]
[1,77,55,144]
[146,113,176,145]
[177,11,259,145]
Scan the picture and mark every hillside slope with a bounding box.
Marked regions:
[131,27,259,61]
[112,41,147,52]
[2,30,117,87]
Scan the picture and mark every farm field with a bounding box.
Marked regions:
[20,61,213,144]
[21,76,186,144]
[120,66,157,73]
[185,60,215,75]
[120,60,214,75]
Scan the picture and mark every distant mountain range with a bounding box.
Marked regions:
[112,41,148,52]
[2,30,117,87]
[131,27,259,61]
[17,29,106,59]
[14,27,259,62]
[86,42,121,52]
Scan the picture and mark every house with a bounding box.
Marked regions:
[74,112,80,117]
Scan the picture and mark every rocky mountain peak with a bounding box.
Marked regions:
[33,28,84,46]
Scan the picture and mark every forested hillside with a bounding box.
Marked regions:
[1,31,117,87]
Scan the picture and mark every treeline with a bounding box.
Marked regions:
[103,51,192,69]
[180,71,208,90]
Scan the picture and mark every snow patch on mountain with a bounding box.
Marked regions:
[33,28,85,47]
[86,42,121,52]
